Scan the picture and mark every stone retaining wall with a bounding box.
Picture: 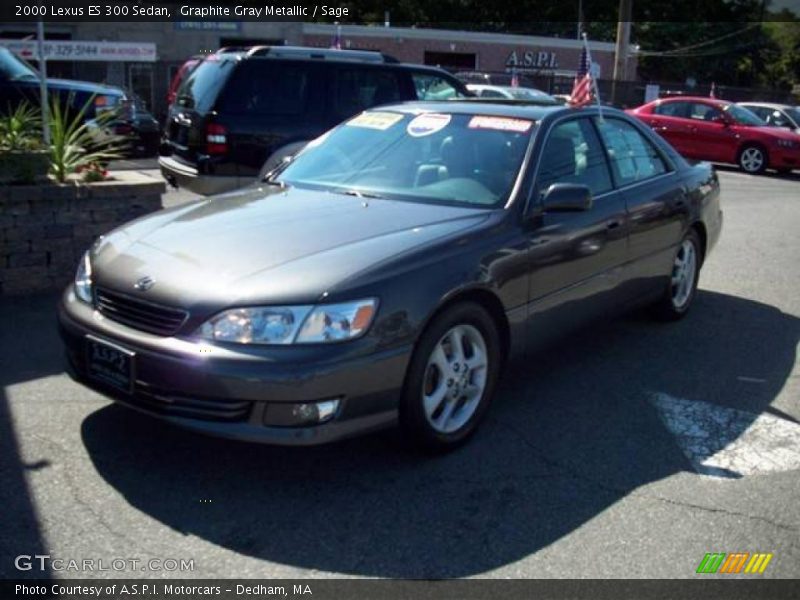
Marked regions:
[0,172,165,295]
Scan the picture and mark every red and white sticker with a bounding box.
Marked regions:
[407,113,452,137]
[468,116,533,133]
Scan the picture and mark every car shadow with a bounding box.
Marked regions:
[80,290,798,577]
[0,293,64,578]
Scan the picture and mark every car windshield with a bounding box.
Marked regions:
[723,104,766,126]
[0,47,39,81]
[276,111,535,208]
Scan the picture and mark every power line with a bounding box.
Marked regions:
[636,24,761,57]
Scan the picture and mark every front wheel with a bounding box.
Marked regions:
[651,229,701,321]
[400,302,501,451]
[738,144,768,174]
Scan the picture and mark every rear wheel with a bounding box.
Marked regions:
[651,229,701,321]
[738,144,767,174]
[400,302,501,451]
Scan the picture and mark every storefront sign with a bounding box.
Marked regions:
[0,39,156,62]
[505,50,558,70]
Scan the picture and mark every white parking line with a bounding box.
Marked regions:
[651,393,800,478]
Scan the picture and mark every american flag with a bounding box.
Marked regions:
[568,46,594,107]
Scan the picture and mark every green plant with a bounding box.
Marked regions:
[0,102,42,151]
[48,93,125,183]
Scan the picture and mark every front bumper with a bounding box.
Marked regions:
[58,288,411,445]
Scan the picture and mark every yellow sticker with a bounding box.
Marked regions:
[347,111,404,130]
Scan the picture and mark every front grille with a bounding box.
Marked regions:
[130,384,252,422]
[95,288,188,336]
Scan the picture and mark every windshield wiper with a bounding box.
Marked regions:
[340,189,385,200]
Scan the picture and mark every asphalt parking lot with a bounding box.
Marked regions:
[0,168,798,579]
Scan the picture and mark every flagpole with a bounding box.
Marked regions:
[582,32,603,122]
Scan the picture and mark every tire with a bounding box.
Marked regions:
[399,302,502,451]
[738,144,768,174]
[651,229,702,321]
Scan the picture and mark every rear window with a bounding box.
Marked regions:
[217,61,311,116]
[176,57,236,113]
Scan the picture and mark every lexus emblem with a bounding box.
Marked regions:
[134,276,156,292]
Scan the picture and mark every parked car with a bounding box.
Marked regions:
[159,46,471,195]
[737,102,800,135]
[166,55,202,108]
[60,102,722,450]
[89,93,161,157]
[627,96,800,174]
[0,46,127,126]
[467,84,558,104]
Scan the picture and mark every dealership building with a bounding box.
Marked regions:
[0,21,636,116]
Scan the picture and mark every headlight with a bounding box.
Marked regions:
[196,299,377,345]
[776,139,797,148]
[74,251,93,304]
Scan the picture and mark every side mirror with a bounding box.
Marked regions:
[541,183,593,212]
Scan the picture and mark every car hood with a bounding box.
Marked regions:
[93,185,491,308]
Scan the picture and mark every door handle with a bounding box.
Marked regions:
[606,219,623,230]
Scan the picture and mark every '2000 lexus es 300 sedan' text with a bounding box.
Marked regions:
[59,102,722,451]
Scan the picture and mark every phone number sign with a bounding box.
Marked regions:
[0,39,156,62]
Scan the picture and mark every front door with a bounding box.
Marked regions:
[524,116,628,347]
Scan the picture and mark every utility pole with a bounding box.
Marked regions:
[612,0,632,106]
[36,19,50,145]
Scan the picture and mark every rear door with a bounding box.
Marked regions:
[214,59,325,178]
[593,116,687,300]
[647,100,693,155]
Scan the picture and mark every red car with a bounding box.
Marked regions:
[166,55,202,107]
[627,96,800,174]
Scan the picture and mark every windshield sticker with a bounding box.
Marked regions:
[347,111,404,130]
[407,113,452,137]
[468,116,533,133]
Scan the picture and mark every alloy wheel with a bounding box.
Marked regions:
[671,239,697,310]
[740,147,765,173]
[421,324,489,434]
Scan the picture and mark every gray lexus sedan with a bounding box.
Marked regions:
[59,102,722,450]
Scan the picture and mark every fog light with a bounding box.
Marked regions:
[292,399,340,424]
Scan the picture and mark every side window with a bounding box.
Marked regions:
[653,101,690,118]
[536,118,613,198]
[747,106,769,120]
[594,118,668,186]
[770,110,790,127]
[412,73,461,100]
[217,62,308,116]
[480,89,506,99]
[334,68,403,119]
[689,103,722,121]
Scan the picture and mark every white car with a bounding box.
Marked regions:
[466,84,558,104]
[737,102,800,135]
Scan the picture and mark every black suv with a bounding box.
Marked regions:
[159,46,471,195]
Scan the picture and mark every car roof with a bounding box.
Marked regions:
[657,96,733,106]
[374,100,607,121]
